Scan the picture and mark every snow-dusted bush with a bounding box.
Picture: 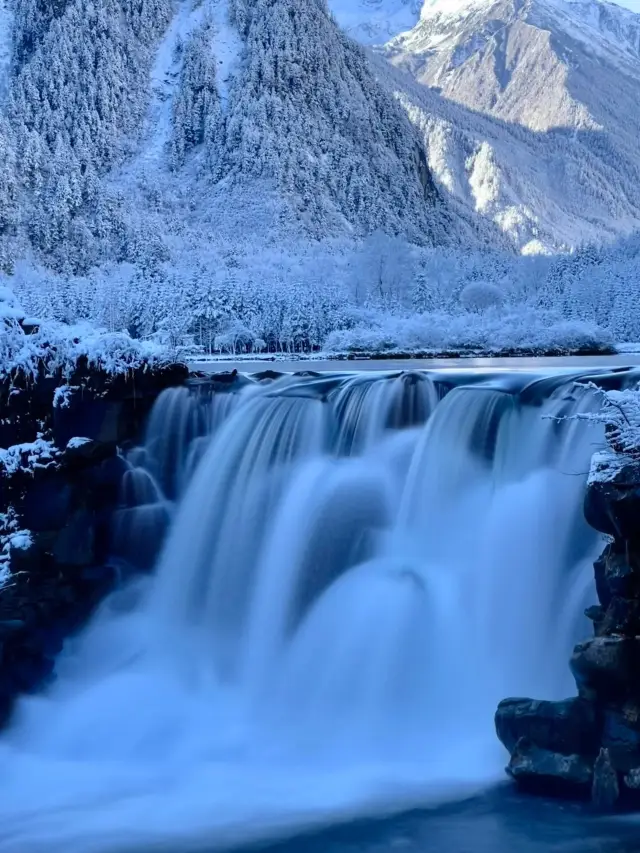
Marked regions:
[324,306,612,355]
[581,385,640,459]
[459,281,504,313]
[1,286,166,378]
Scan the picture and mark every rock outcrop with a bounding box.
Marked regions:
[496,422,640,810]
[0,359,189,723]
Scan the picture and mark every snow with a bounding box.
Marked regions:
[0,509,20,582]
[209,0,243,107]
[579,384,640,484]
[0,0,11,101]
[588,447,628,485]
[53,386,77,410]
[133,0,241,171]
[0,438,58,476]
[329,0,422,44]
[1,287,166,380]
[8,530,33,551]
[324,306,612,356]
[139,1,209,169]
[66,437,92,449]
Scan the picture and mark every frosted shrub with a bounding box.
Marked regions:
[459,281,505,313]
[324,306,612,355]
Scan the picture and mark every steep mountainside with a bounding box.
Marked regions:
[0,0,460,278]
[331,0,640,250]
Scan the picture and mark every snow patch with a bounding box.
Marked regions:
[134,0,241,171]
[209,0,243,107]
[66,437,92,449]
[588,447,627,485]
[8,530,33,551]
[329,0,422,44]
[53,386,78,410]
[0,438,58,476]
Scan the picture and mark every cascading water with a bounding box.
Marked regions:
[0,369,615,853]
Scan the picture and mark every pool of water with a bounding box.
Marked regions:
[224,786,639,853]
[190,355,640,373]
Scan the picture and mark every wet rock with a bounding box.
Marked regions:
[604,549,640,600]
[624,768,640,789]
[602,706,640,771]
[0,620,27,638]
[585,604,605,635]
[53,509,95,567]
[82,454,129,511]
[592,748,619,810]
[62,437,116,469]
[593,552,611,610]
[53,395,124,448]
[21,475,72,532]
[495,697,599,756]
[211,369,239,385]
[570,636,640,702]
[584,457,640,545]
[592,545,640,610]
[8,534,40,574]
[507,737,593,796]
[600,597,640,636]
[0,361,189,725]
[254,370,285,382]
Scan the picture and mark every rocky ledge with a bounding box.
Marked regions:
[496,388,640,811]
[0,358,188,724]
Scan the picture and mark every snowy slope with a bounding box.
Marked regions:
[330,0,422,44]
[0,0,12,101]
[132,0,242,173]
[345,0,640,250]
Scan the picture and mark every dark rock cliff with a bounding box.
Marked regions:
[0,359,189,723]
[496,415,640,810]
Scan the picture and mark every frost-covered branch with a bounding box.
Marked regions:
[583,385,640,459]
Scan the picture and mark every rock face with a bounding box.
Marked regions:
[0,360,189,724]
[507,738,593,797]
[592,748,619,811]
[496,436,640,810]
[495,698,599,757]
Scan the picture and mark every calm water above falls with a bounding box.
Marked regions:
[0,368,638,853]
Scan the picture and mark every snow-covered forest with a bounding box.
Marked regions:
[1,0,640,355]
[9,231,640,355]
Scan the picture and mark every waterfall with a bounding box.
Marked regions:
[0,369,612,853]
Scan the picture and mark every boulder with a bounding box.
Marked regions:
[592,748,620,810]
[507,737,593,796]
[570,636,640,702]
[62,437,116,469]
[495,697,599,756]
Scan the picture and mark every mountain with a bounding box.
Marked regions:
[331,0,640,251]
[0,0,470,281]
[2,0,640,352]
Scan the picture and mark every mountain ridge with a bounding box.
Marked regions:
[339,0,640,249]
